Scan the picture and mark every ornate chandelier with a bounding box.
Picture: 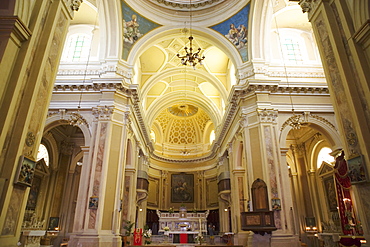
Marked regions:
[177,36,205,68]
[177,0,205,68]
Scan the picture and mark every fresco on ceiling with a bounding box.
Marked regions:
[210,3,250,62]
[121,1,161,60]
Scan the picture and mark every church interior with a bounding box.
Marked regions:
[0,0,369,247]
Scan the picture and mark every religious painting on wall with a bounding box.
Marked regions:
[323,176,338,211]
[210,3,250,62]
[14,155,36,187]
[121,1,161,60]
[347,155,367,183]
[48,217,59,230]
[171,173,194,203]
[26,176,41,210]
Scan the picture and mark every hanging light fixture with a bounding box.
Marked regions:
[273,8,305,130]
[177,0,205,69]
[68,10,98,127]
[68,38,91,127]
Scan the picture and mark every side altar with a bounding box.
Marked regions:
[157,207,208,243]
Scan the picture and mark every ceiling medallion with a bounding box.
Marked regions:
[168,104,198,117]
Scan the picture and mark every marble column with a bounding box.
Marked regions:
[241,107,299,246]
[69,105,130,247]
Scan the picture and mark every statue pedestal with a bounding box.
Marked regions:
[21,230,46,247]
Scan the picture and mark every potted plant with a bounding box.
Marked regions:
[143,225,152,245]
[123,220,135,246]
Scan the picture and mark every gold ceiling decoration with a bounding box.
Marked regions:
[168,104,198,117]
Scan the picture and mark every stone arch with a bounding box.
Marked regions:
[125,26,243,69]
[44,112,92,146]
[352,1,370,31]
[279,114,342,150]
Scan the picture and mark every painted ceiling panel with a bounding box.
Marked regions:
[204,47,229,73]
[140,46,166,72]
[71,2,98,25]
[198,82,219,97]
[146,97,157,109]
[148,81,167,95]
[140,75,152,87]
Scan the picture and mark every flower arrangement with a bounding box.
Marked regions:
[194,234,204,244]
[163,226,170,231]
[144,226,152,245]
[168,207,174,214]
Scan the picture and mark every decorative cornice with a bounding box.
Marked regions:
[53,82,124,92]
[254,67,325,78]
[242,84,329,95]
[125,85,154,152]
[57,64,118,76]
[150,0,223,9]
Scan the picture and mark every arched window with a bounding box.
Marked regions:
[37,144,49,166]
[282,37,303,64]
[317,147,335,168]
[61,33,92,62]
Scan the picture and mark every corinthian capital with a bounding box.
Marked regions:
[299,0,320,14]
[257,108,278,123]
[299,0,312,13]
[239,113,248,128]
[92,106,114,121]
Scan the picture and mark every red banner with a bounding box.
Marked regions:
[133,228,143,246]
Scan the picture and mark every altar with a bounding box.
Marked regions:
[170,231,199,243]
[157,208,208,243]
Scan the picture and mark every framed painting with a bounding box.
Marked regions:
[171,173,194,203]
[347,155,367,183]
[271,198,281,211]
[14,155,36,187]
[323,176,338,211]
[89,196,99,209]
[48,217,59,230]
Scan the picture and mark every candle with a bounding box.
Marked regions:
[199,218,201,232]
